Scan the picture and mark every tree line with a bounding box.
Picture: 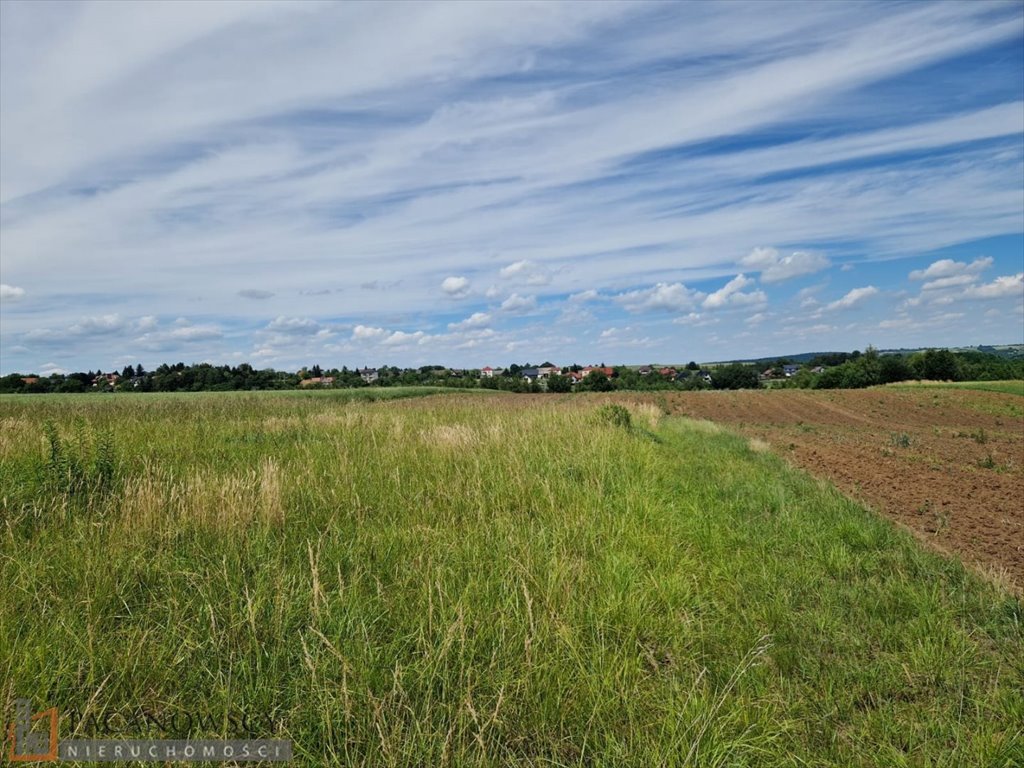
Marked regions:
[1,349,1020,394]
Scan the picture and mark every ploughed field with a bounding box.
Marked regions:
[1,390,1021,766]
[639,387,1024,593]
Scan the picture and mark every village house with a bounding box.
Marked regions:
[92,372,120,388]
[522,364,560,381]
[783,364,801,377]
[21,376,39,386]
[299,376,335,387]
[638,365,652,376]
[537,364,559,378]
[479,366,504,378]
[358,367,379,383]
[658,367,677,378]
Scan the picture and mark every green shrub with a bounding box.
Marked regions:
[595,403,632,429]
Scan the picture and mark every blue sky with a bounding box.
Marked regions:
[1,0,1022,375]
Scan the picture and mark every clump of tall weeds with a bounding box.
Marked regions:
[42,419,118,496]
[595,403,632,429]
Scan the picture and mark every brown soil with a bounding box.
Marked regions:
[634,388,1023,593]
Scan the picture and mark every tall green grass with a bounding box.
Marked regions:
[1,393,1020,766]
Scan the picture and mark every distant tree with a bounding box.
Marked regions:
[915,349,961,381]
[878,355,913,384]
[59,377,86,393]
[686,361,699,371]
[578,370,613,392]
[711,363,760,390]
[0,373,26,393]
[546,373,571,393]
[614,368,642,390]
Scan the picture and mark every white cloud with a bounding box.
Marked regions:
[909,256,992,281]
[598,326,654,347]
[499,259,550,286]
[500,293,536,313]
[349,324,429,348]
[266,316,321,334]
[352,325,388,341]
[441,276,471,298]
[740,247,830,283]
[674,312,701,325]
[1,284,26,301]
[166,325,222,341]
[134,322,223,348]
[826,285,878,311]
[67,314,128,335]
[962,272,1023,300]
[701,273,766,310]
[905,270,1023,307]
[617,282,703,313]
[921,274,978,291]
[568,289,600,302]
[39,362,68,376]
[448,312,491,330]
[382,330,426,347]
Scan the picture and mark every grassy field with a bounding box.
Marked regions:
[886,380,1024,396]
[1,392,1021,766]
